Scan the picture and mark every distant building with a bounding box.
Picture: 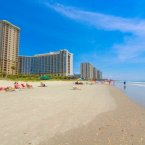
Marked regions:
[80,63,94,80]
[81,63,103,80]
[93,68,103,80]
[99,71,102,79]
[97,70,102,80]
[0,20,20,75]
[19,49,73,76]
[93,67,98,80]
[74,74,81,79]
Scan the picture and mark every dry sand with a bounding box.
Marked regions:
[0,81,115,145]
[0,80,145,145]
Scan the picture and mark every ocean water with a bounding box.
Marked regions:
[115,81,145,108]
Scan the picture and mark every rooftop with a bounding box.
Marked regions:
[0,20,20,30]
[34,49,72,57]
[19,49,73,57]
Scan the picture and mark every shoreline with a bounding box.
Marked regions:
[115,81,145,108]
[0,81,145,145]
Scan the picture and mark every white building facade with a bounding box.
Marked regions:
[80,63,94,80]
[19,49,73,76]
[0,20,20,75]
[81,63,102,80]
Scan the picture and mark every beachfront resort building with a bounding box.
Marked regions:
[81,63,102,80]
[0,20,20,75]
[93,67,102,80]
[80,63,94,80]
[19,49,73,76]
[93,67,98,80]
[97,70,102,80]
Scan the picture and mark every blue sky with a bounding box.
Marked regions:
[1,0,145,81]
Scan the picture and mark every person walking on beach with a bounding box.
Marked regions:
[123,81,126,89]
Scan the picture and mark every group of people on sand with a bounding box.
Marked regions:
[14,82,33,89]
[0,86,15,92]
[0,81,48,92]
[0,82,33,92]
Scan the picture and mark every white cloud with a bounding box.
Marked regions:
[46,3,145,61]
[113,35,145,60]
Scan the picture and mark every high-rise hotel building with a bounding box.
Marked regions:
[0,20,20,75]
[19,49,73,76]
[81,63,102,80]
[80,63,94,80]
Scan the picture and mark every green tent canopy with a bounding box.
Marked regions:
[40,75,51,80]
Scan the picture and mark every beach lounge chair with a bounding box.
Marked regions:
[0,87,5,92]
[73,86,81,90]
[26,83,33,89]
[14,82,21,89]
[21,84,26,89]
[4,87,15,92]
[40,82,47,87]
[75,81,83,85]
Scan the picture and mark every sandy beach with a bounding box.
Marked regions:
[0,81,145,145]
